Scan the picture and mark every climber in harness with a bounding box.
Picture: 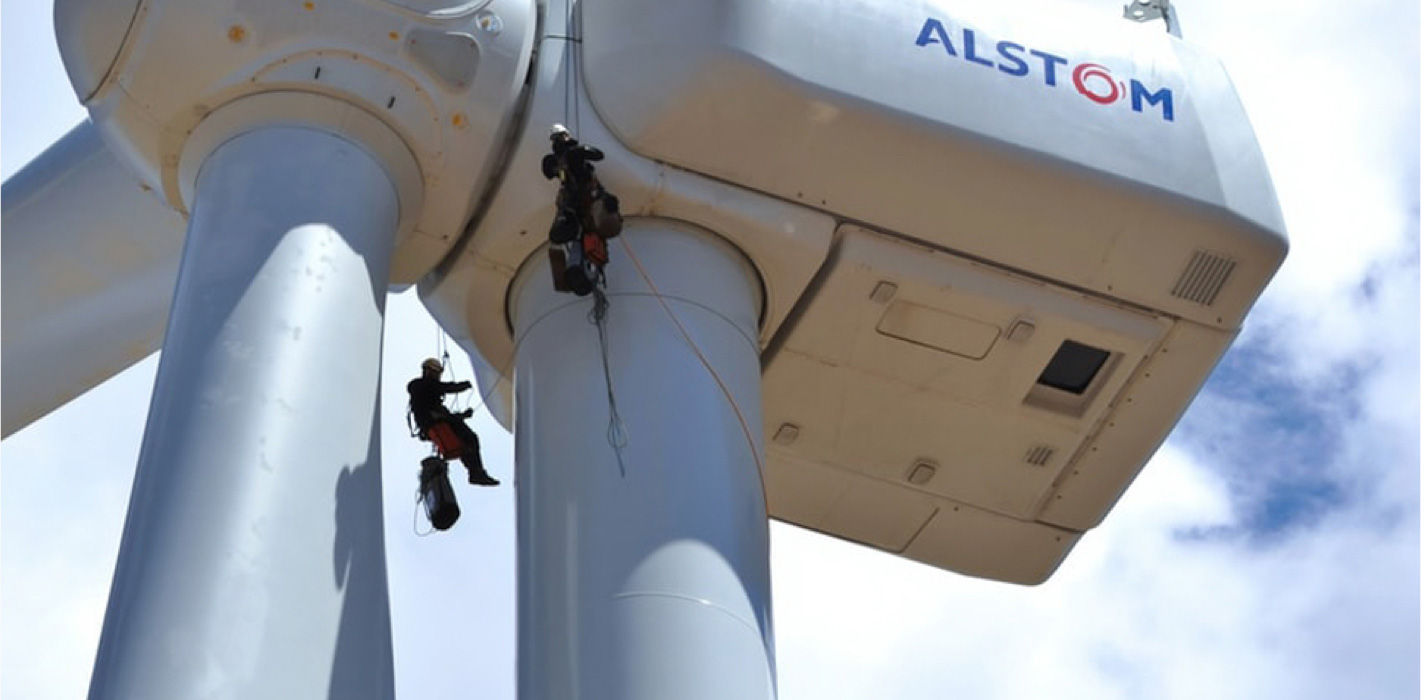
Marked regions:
[407,358,499,487]
[542,124,623,296]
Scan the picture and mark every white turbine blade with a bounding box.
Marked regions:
[2,121,187,437]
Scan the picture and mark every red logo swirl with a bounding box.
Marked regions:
[1072,63,1121,105]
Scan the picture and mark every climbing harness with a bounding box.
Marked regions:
[425,422,465,460]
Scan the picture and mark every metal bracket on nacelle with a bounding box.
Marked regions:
[1124,0,1181,37]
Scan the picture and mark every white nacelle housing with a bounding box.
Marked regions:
[566,0,1286,584]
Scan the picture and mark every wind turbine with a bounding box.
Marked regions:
[1,0,1286,698]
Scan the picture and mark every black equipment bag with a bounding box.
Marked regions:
[419,457,461,531]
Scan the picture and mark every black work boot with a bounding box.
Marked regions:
[464,452,499,486]
[468,470,500,487]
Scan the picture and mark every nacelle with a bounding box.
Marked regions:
[426,0,1286,585]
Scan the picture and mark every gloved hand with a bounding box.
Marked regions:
[459,409,474,419]
[456,381,473,392]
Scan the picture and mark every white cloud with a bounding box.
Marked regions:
[774,416,1418,699]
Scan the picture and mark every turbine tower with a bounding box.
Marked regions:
[1,0,1286,698]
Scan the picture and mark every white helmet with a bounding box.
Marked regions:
[421,358,443,374]
[550,123,570,140]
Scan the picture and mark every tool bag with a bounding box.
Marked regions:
[418,457,461,531]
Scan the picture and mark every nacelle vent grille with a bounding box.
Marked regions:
[1171,250,1237,306]
[1024,445,1056,467]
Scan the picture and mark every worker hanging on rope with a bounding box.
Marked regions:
[407,358,499,487]
[542,124,622,296]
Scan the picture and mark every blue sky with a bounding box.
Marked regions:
[3,1,1418,699]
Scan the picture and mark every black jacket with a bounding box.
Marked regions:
[407,376,471,430]
[542,139,604,183]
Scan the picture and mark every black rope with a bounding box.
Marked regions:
[572,1,583,134]
[562,0,574,133]
[557,0,583,135]
[430,320,469,413]
[589,287,629,477]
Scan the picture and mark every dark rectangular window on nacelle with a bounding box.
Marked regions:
[1037,340,1111,394]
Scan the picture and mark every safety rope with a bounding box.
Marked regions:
[589,287,630,477]
[432,318,470,414]
[410,324,461,440]
[561,0,583,136]
[615,235,770,497]
[412,491,435,537]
